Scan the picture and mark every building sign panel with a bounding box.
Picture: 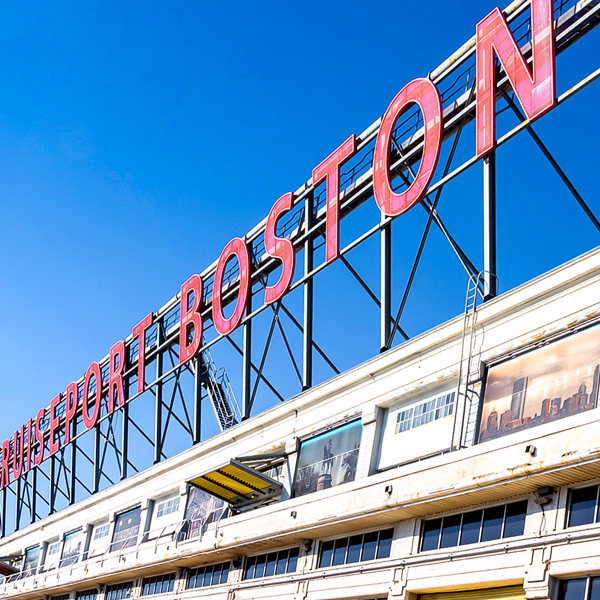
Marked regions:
[60,530,83,567]
[479,326,600,442]
[22,546,40,576]
[110,507,142,552]
[182,487,226,540]
[293,420,362,498]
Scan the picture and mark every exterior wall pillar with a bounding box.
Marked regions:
[356,403,383,479]
[282,437,300,501]
[524,547,554,600]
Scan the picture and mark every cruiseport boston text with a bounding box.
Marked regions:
[0,0,557,489]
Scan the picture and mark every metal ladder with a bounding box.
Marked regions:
[200,349,241,431]
[453,271,495,449]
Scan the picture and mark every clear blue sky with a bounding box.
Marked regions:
[0,0,598,443]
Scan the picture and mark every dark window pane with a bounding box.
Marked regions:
[203,565,213,586]
[362,531,378,561]
[265,552,277,577]
[255,554,266,578]
[332,538,349,566]
[245,556,256,580]
[460,510,482,545]
[276,550,289,575]
[590,576,600,600]
[440,514,461,548]
[422,518,442,551]
[559,579,587,600]
[320,540,334,568]
[221,563,230,584]
[481,505,505,542]
[377,528,394,559]
[504,501,527,538]
[211,564,222,585]
[570,486,598,527]
[347,535,363,564]
[142,582,149,595]
[287,547,299,573]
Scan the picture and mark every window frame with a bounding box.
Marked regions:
[419,498,529,552]
[317,526,395,569]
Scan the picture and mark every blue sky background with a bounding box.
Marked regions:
[0,0,598,444]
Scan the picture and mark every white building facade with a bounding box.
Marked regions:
[2,245,600,600]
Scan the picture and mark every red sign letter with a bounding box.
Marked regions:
[264,192,295,305]
[212,238,251,336]
[132,313,153,395]
[82,362,102,430]
[179,275,204,365]
[49,394,61,456]
[64,382,78,446]
[26,418,33,472]
[34,408,45,467]
[12,426,24,480]
[373,78,443,217]
[312,135,357,263]
[476,0,555,157]
[108,341,126,414]
[1,439,9,488]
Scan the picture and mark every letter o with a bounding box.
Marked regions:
[212,237,251,336]
[373,77,443,217]
[82,362,102,430]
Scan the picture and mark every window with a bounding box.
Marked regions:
[318,528,393,568]
[22,546,40,577]
[76,591,98,600]
[395,392,455,434]
[188,562,230,588]
[156,496,180,519]
[93,523,110,540]
[87,522,111,559]
[51,595,70,600]
[558,577,600,600]
[568,485,600,527]
[141,573,176,595]
[44,541,61,571]
[60,529,84,567]
[106,582,133,600]
[244,548,299,580]
[421,500,527,551]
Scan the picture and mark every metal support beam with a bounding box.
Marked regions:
[193,356,202,443]
[242,289,253,419]
[14,477,21,531]
[121,401,129,481]
[70,419,77,504]
[154,323,163,464]
[380,218,392,353]
[30,468,37,525]
[49,455,56,515]
[303,193,314,390]
[501,89,600,234]
[483,150,497,300]
[93,422,101,494]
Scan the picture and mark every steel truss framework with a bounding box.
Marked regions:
[1,0,599,540]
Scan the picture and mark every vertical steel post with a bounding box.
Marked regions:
[380,219,392,352]
[193,356,202,443]
[1,487,5,537]
[242,286,252,419]
[70,418,77,504]
[30,468,37,525]
[14,477,21,532]
[121,400,129,480]
[49,455,56,515]
[93,423,101,494]
[303,193,314,390]
[154,322,163,464]
[483,151,497,300]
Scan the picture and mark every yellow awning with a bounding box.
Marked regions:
[189,458,283,509]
